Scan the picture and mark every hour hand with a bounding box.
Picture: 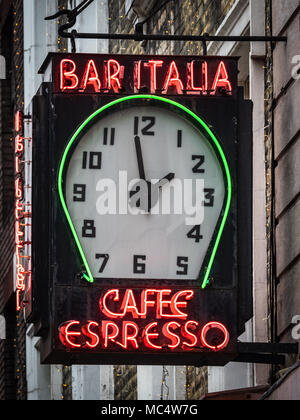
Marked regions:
[156,172,175,188]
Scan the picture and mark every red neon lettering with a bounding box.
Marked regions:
[15,111,22,133]
[15,178,22,199]
[200,321,230,351]
[15,221,24,245]
[81,59,101,93]
[82,321,100,349]
[140,289,157,318]
[189,61,208,92]
[107,59,122,93]
[59,321,81,349]
[16,290,23,311]
[16,265,26,291]
[163,61,184,94]
[15,156,20,173]
[170,290,194,319]
[101,289,194,319]
[102,321,119,348]
[182,321,199,348]
[60,59,79,91]
[100,289,124,318]
[15,200,23,220]
[15,135,24,153]
[144,60,163,93]
[143,322,162,350]
[118,321,139,349]
[120,289,140,319]
[212,61,232,94]
[162,322,181,349]
[134,61,142,91]
[157,289,172,318]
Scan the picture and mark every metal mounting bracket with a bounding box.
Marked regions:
[235,342,299,365]
[45,1,287,54]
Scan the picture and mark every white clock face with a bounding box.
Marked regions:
[65,103,226,281]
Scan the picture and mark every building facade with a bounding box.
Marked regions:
[0,0,299,400]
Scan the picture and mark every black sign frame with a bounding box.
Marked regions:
[31,53,252,366]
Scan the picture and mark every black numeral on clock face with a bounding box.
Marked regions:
[95,253,109,273]
[192,155,205,173]
[82,151,102,170]
[133,255,146,274]
[204,188,215,207]
[103,128,115,146]
[187,225,203,243]
[134,116,156,136]
[73,184,86,202]
[176,256,189,275]
[82,220,96,238]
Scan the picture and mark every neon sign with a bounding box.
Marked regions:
[58,288,230,353]
[49,54,237,96]
[14,111,32,311]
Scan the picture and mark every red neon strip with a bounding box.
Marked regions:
[102,321,119,348]
[15,135,24,153]
[100,289,124,318]
[190,61,208,92]
[134,61,142,91]
[163,61,184,94]
[16,290,22,311]
[170,290,194,319]
[59,320,81,348]
[212,61,232,94]
[15,200,23,220]
[15,178,22,199]
[140,289,157,318]
[60,59,79,91]
[143,322,162,350]
[120,289,140,319]
[200,321,230,351]
[182,321,199,348]
[15,111,22,133]
[107,59,122,93]
[144,60,163,93]
[117,321,139,349]
[82,321,100,349]
[81,59,101,92]
[162,322,181,349]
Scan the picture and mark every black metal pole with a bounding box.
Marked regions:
[58,29,287,44]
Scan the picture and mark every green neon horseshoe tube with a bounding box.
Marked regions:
[58,94,232,289]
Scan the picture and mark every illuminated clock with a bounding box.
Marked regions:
[58,95,231,287]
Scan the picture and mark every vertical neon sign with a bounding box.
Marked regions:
[14,111,32,311]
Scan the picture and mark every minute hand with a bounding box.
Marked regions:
[134,135,146,181]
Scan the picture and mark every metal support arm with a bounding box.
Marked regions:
[45,0,287,54]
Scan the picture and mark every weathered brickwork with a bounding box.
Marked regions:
[108,0,236,55]
[114,365,138,400]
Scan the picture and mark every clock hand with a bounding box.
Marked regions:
[157,172,175,188]
[134,135,146,181]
